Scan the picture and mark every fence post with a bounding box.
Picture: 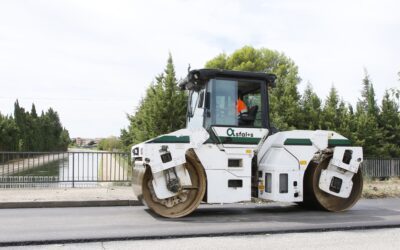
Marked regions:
[72,153,75,188]
[391,159,395,177]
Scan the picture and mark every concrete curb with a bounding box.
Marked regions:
[0,200,143,209]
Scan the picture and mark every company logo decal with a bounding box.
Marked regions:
[226,128,254,138]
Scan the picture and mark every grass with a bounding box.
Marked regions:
[116,154,131,176]
[96,154,131,186]
[362,177,400,199]
[112,154,132,187]
[13,160,61,177]
[98,157,103,180]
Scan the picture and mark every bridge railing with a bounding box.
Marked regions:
[0,151,131,188]
[0,151,399,188]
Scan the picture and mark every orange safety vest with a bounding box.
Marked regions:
[237,99,248,114]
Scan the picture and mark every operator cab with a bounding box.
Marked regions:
[179,69,276,131]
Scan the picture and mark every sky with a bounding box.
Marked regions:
[0,0,399,138]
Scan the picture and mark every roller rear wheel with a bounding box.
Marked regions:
[142,151,206,218]
[303,156,363,212]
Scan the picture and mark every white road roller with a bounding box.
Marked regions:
[131,69,363,218]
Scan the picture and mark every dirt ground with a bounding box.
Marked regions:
[362,177,400,198]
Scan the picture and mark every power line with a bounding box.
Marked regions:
[0,96,138,103]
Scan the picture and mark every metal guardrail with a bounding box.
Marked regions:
[0,151,131,188]
[362,158,400,178]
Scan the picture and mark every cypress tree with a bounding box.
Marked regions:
[0,113,19,151]
[1,101,70,152]
[162,54,187,132]
[378,91,400,157]
[353,71,383,157]
[122,54,187,146]
[13,100,28,151]
[336,101,353,140]
[299,83,322,130]
[321,86,340,131]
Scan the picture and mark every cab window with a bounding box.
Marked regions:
[188,90,199,118]
[208,79,262,127]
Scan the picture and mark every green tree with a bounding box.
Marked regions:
[122,54,187,146]
[359,70,379,118]
[13,100,39,151]
[336,101,354,140]
[353,107,381,157]
[98,136,122,151]
[390,71,400,106]
[298,83,322,130]
[321,86,340,131]
[0,113,19,151]
[41,108,63,151]
[59,128,71,151]
[319,86,352,138]
[119,127,133,151]
[30,104,43,151]
[161,55,187,132]
[13,100,26,151]
[205,45,301,129]
[353,71,383,157]
[378,91,400,157]
[1,101,70,152]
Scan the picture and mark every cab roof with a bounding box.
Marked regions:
[178,69,276,90]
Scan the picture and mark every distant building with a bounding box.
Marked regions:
[73,137,103,148]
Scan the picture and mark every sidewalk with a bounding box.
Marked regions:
[0,186,141,208]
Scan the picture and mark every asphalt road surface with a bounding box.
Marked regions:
[1,198,400,246]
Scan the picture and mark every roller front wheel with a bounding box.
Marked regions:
[303,157,363,212]
[141,151,206,218]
